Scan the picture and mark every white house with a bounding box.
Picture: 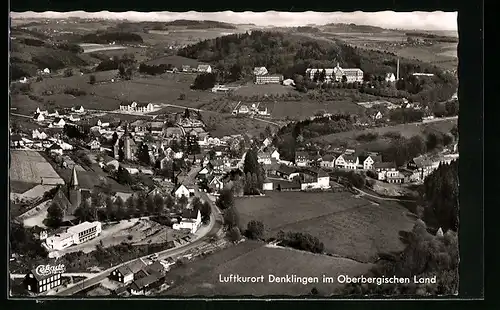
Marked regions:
[97,120,110,128]
[19,77,28,83]
[51,118,66,128]
[372,111,383,120]
[68,115,81,122]
[173,209,202,234]
[36,107,48,116]
[257,152,272,165]
[253,67,269,76]
[320,154,336,168]
[48,144,64,156]
[300,170,330,190]
[262,179,273,191]
[263,138,273,147]
[335,154,358,170]
[385,73,396,82]
[197,65,212,73]
[88,139,101,150]
[71,106,85,113]
[270,149,280,161]
[358,155,375,170]
[33,113,45,122]
[43,68,50,74]
[173,184,190,199]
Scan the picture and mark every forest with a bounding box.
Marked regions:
[79,31,144,44]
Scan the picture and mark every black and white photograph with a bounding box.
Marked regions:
[9,10,462,298]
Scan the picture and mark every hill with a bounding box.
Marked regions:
[177,30,450,81]
[322,23,387,33]
[78,31,144,44]
[164,19,236,29]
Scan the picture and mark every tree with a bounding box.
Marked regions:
[146,196,156,215]
[227,227,241,242]
[184,108,190,119]
[104,196,115,220]
[243,148,259,176]
[223,206,240,230]
[177,195,188,209]
[89,74,96,85]
[64,68,73,77]
[153,194,164,214]
[136,193,147,216]
[319,69,326,83]
[75,200,96,222]
[426,132,443,151]
[114,196,126,220]
[118,63,126,77]
[313,70,320,82]
[450,125,458,140]
[200,201,212,223]
[125,196,136,218]
[137,143,151,165]
[245,220,265,240]
[265,125,273,138]
[116,165,133,185]
[407,135,427,157]
[216,188,234,210]
[191,73,217,90]
[46,201,64,227]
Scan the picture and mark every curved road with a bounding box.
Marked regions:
[54,189,223,296]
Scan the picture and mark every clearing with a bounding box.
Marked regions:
[10,150,64,185]
[235,191,416,263]
[314,118,458,145]
[162,240,373,296]
[232,83,295,97]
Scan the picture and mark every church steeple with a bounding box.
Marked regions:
[69,166,79,188]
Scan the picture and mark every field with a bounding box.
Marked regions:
[232,83,295,97]
[265,100,365,120]
[10,150,64,186]
[314,118,457,146]
[79,43,127,53]
[235,191,416,263]
[162,241,373,296]
[147,28,246,46]
[205,114,273,138]
[145,55,206,68]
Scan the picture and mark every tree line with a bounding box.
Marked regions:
[79,31,144,44]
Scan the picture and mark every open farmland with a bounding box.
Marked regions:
[145,55,206,68]
[204,114,273,138]
[266,100,365,120]
[10,150,64,185]
[162,241,373,296]
[147,28,246,46]
[314,117,458,145]
[235,191,416,262]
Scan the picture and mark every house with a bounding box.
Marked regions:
[36,107,49,116]
[71,106,85,113]
[270,149,280,161]
[385,73,396,82]
[357,155,375,170]
[173,209,202,234]
[334,153,357,170]
[208,175,224,192]
[276,165,299,180]
[197,166,212,180]
[24,265,63,294]
[295,151,310,167]
[97,120,110,128]
[197,64,212,73]
[87,139,101,151]
[130,272,164,295]
[262,178,273,191]
[282,79,295,86]
[43,68,50,74]
[173,184,190,199]
[51,118,66,128]
[47,109,59,117]
[253,67,269,76]
[68,115,80,122]
[10,134,24,148]
[238,105,250,114]
[33,113,45,122]
[255,74,283,85]
[262,138,272,147]
[130,120,148,134]
[164,127,183,139]
[45,221,102,251]
[148,121,165,134]
[110,259,148,283]
[320,154,336,168]
[300,169,331,190]
[374,162,397,181]
[19,77,28,83]
[372,111,383,120]
[386,171,405,184]
[257,152,272,165]
[407,156,435,182]
[48,143,64,156]
[181,65,191,72]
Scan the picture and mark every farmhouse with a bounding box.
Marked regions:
[255,74,283,85]
[130,271,165,295]
[50,118,66,128]
[110,259,148,284]
[32,130,48,140]
[320,154,336,168]
[300,169,330,190]
[48,143,64,156]
[374,162,397,181]
[335,154,358,170]
[71,106,85,113]
[295,151,310,167]
[197,64,212,73]
[407,156,435,182]
[181,65,191,72]
[87,139,101,151]
[257,152,272,165]
[208,175,224,192]
[24,266,63,294]
[276,165,300,180]
[357,155,375,170]
[172,184,190,199]
[173,209,202,234]
[44,221,102,251]
[68,114,81,122]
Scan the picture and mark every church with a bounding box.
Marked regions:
[52,166,91,220]
[113,124,137,161]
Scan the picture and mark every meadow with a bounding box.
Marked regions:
[10,150,64,187]
[235,191,416,263]
[162,241,373,296]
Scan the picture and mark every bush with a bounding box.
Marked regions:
[63,87,87,96]
[64,68,73,77]
[89,75,96,85]
[356,132,379,142]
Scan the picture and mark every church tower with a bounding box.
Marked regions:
[68,166,81,210]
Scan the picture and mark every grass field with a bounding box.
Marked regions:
[265,100,365,120]
[145,55,205,68]
[162,241,373,296]
[314,118,458,146]
[232,83,295,97]
[10,150,64,185]
[235,191,416,263]
[206,114,272,138]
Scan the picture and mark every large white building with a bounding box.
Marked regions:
[306,63,364,83]
[173,209,202,234]
[44,221,102,251]
[119,102,155,113]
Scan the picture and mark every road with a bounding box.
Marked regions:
[353,187,417,202]
[54,178,223,296]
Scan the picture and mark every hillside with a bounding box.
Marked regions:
[164,19,236,29]
[177,30,449,80]
[322,23,387,33]
[10,27,89,80]
[78,31,144,44]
